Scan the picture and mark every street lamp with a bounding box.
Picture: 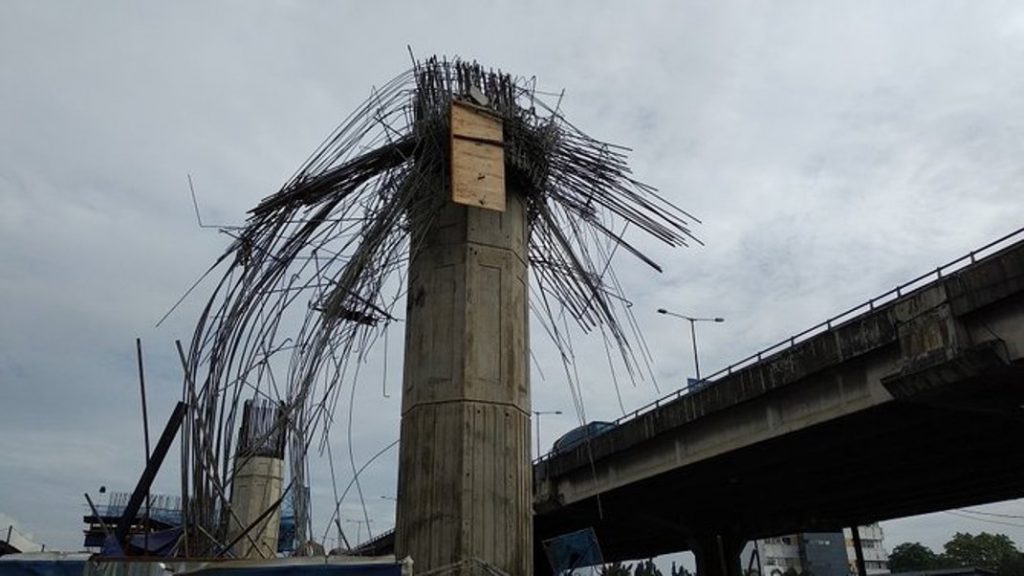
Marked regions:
[346,519,371,544]
[656,308,724,382]
[532,410,563,456]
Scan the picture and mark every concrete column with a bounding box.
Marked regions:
[692,535,744,576]
[396,187,531,576]
[227,456,283,558]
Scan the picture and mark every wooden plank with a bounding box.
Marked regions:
[451,101,503,143]
[452,139,505,211]
[451,102,505,211]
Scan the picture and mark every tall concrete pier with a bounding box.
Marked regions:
[184,59,695,570]
[395,176,532,575]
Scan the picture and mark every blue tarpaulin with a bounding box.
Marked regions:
[542,528,604,574]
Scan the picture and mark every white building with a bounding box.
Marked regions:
[755,534,802,576]
[748,523,889,576]
[844,524,889,576]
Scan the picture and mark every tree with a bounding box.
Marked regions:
[943,532,1019,571]
[889,542,942,572]
[670,561,692,576]
[634,559,663,576]
[600,562,632,576]
[998,552,1024,576]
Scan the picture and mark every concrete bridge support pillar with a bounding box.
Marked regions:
[395,189,531,576]
[227,400,286,559]
[692,535,744,576]
[227,456,284,558]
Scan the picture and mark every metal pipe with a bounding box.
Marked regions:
[114,401,188,550]
[135,338,151,553]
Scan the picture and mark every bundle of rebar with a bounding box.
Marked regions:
[180,56,698,556]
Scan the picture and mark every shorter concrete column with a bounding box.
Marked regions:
[692,535,744,576]
[227,400,286,559]
[227,455,284,558]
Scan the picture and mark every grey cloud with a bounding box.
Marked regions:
[2,0,1023,554]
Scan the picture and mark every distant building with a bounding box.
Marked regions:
[82,489,298,553]
[749,523,889,576]
[755,533,803,576]
[82,491,183,549]
[844,524,889,575]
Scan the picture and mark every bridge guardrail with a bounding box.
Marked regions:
[535,225,1024,463]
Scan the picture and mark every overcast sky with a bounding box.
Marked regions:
[2,0,1023,563]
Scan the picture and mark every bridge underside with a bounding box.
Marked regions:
[534,357,1024,563]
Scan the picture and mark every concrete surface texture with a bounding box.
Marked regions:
[227,456,284,559]
[395,185,531,576]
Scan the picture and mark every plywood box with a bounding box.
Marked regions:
[451,101,505,212]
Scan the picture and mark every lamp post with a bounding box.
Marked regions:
[656,308,724,382]
[346,519,371,544]
[532,410,562,456]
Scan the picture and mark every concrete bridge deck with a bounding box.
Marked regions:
[532,228,1024,565]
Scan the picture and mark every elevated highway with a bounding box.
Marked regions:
[532,229,1024,573]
